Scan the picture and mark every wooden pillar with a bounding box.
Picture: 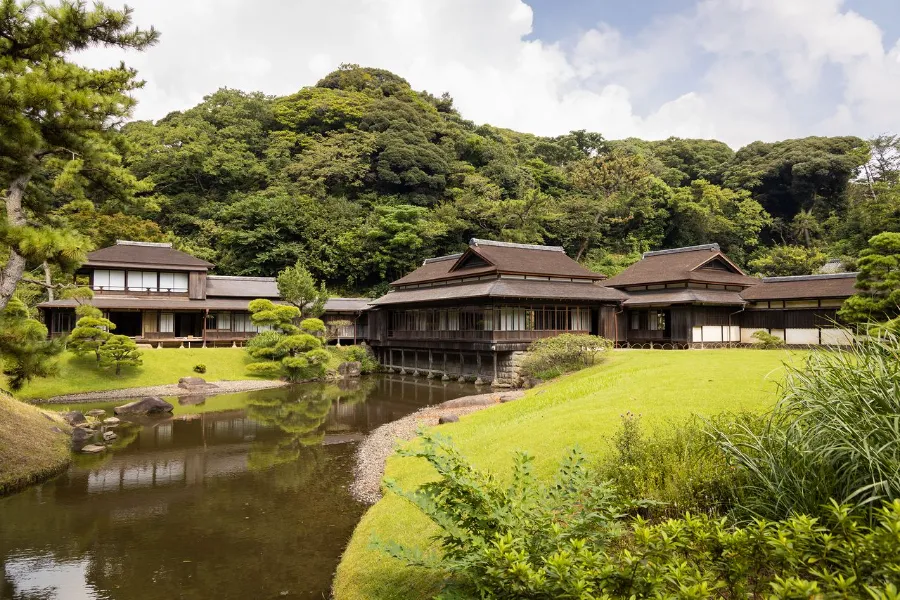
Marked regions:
[459,351,464,376]
[442,352,447,374]
[202,309,208,347]
[428,350,433,374]
[401,349,405,370]
[493,352,498,383]
[476,352,482,376]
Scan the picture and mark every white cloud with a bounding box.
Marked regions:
[73,0,900,147]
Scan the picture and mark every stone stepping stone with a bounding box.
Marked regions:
[80,444,106,454]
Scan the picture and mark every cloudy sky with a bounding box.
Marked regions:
[76,0,900,148]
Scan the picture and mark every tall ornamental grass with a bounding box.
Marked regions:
[715,332,900,521]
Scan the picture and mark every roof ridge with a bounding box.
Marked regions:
[762,272,859,282]
[643,243,720,258]
[469,238,564,252]
[423,253,464,265]
[207,275,276,281]
[115,240,173,248]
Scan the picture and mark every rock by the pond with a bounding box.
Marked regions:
[178,395,207,406]
[103,417,121,425]
[80,444,106,454]
[473,377,485,386]
[62,411,86,426]
[177,376,215,390]
[441,374,450,382]
[103,431,118,442]
[337,361,362,378]
[71,427,93,443]
[86,409,106,418]
[114,396,174,416]
[438,414,460,424]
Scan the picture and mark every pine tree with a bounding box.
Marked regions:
[0,298,64,390]
[0,0,158,310]
[276,262,329,318]
[67,305,116,364]
[839,232,900,325]
[98,335,142,376]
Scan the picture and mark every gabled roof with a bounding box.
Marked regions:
[623,289,746,307]
[392,239,604,286]
[740,273,859,301]
[371,279,626,306]
[604,244,758,288]
[85,240,213,270]
[206,276,279,298]
[325,298,372,312]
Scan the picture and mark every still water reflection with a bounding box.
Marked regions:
[0,376,478,599]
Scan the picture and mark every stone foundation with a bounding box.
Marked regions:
[377,348,529,387]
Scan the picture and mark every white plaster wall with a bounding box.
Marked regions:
[729,326,741,342]
[702,326,723,342]
[741,328,765,344]
[692,326,703,342]
[786,328,820,345]
[770,329,786,340]
[821,328,853,346]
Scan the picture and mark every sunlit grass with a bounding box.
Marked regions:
[333,349,801,600]
[0,394,71,495]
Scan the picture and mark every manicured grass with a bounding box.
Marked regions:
[0,394,71,496]
[333,349,802,600]
[15,348,275,401]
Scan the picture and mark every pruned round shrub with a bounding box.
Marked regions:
[246,361,283,377]
[750,329,785,348]
[344,344,379,373]
[193,364,207,374]
[521,333,613,379]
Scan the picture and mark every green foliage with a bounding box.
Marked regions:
[246,299,328,382]
[193,364,206,374]
[714,333,900,521]
[839,232,900,324]
[750,329,786,348]
[67,306,115,363]
[597,412,744,518]
[0,0,158,310]
[748,244,828,276]
[277,262,329,318]
[343,345,379,374]
[0,298,63,390]
[380,434,900,600]
[520,334,613,379]
[97,335,142,376]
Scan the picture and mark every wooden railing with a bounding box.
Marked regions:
[387,329,588,343]
[93,287,189,296]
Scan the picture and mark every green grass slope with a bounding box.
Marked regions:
[15,348,273,401]
[0,394,71,495]
[333,349,800,600]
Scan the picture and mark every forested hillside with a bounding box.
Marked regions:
[61,65,900,294]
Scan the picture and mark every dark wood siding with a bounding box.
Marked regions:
[599,305,621,341]
[670,307,692,342]
[189,271,207,300]
[741,309,840,329]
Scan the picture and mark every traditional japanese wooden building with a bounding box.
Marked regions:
[38,241,370,346]
[365,239,626,383]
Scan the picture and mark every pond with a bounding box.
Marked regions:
[0,376,479,599]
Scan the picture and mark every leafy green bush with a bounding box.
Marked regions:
[379,434,900,599]
[750,329,785,348]
[597,412,746,518]
[714,333,900,521]
[521,333,612,379]
[193,364,207,374]
[344,344,379,374]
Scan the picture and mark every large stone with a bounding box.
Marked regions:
[103,431,118,442]
[80,444,106,454]
[62,411,86,426]
[178,395,207,406]
[71,427,93,443]
[114,397,174,416]
[86,409,106,418]
[103,417,121,425]
[337,361,362,378]
[178,376,214,390]
[438,414,460,424]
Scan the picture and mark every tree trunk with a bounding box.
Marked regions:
[0,174,31,311]
[43,262,54,301]
[116,362,121,375]
[575,200,608,262]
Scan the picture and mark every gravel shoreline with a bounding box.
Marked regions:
[350,390,525,505]
[31,379,289,404]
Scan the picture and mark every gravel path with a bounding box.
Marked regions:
[350,390,525,504]
[32,379,289,404]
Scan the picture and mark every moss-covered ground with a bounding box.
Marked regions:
[0,394,71,496]
[333,349,801,600]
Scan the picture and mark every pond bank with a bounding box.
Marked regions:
[0,394,72,496]
[350,390,524,505]
[30,379,289,404]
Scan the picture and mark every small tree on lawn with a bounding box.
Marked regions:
[839,232,900,326]
[99,335,142,375]
[245,300,330,382]
[276,262,329,319]
[0,298,64,390]
[68,305,115,364]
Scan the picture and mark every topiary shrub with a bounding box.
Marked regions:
[193,364,207,374]
[750,329,785,348]
[521,333,613,379]
[344,345,379,373]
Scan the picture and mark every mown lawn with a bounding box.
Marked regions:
[333,349,802,600]
[0,394,71,495]
[14,348,274,401]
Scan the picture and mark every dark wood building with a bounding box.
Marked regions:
[366,239,626,384]
[38,241,370,347]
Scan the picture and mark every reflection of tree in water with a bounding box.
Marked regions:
[245,381,372,473]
